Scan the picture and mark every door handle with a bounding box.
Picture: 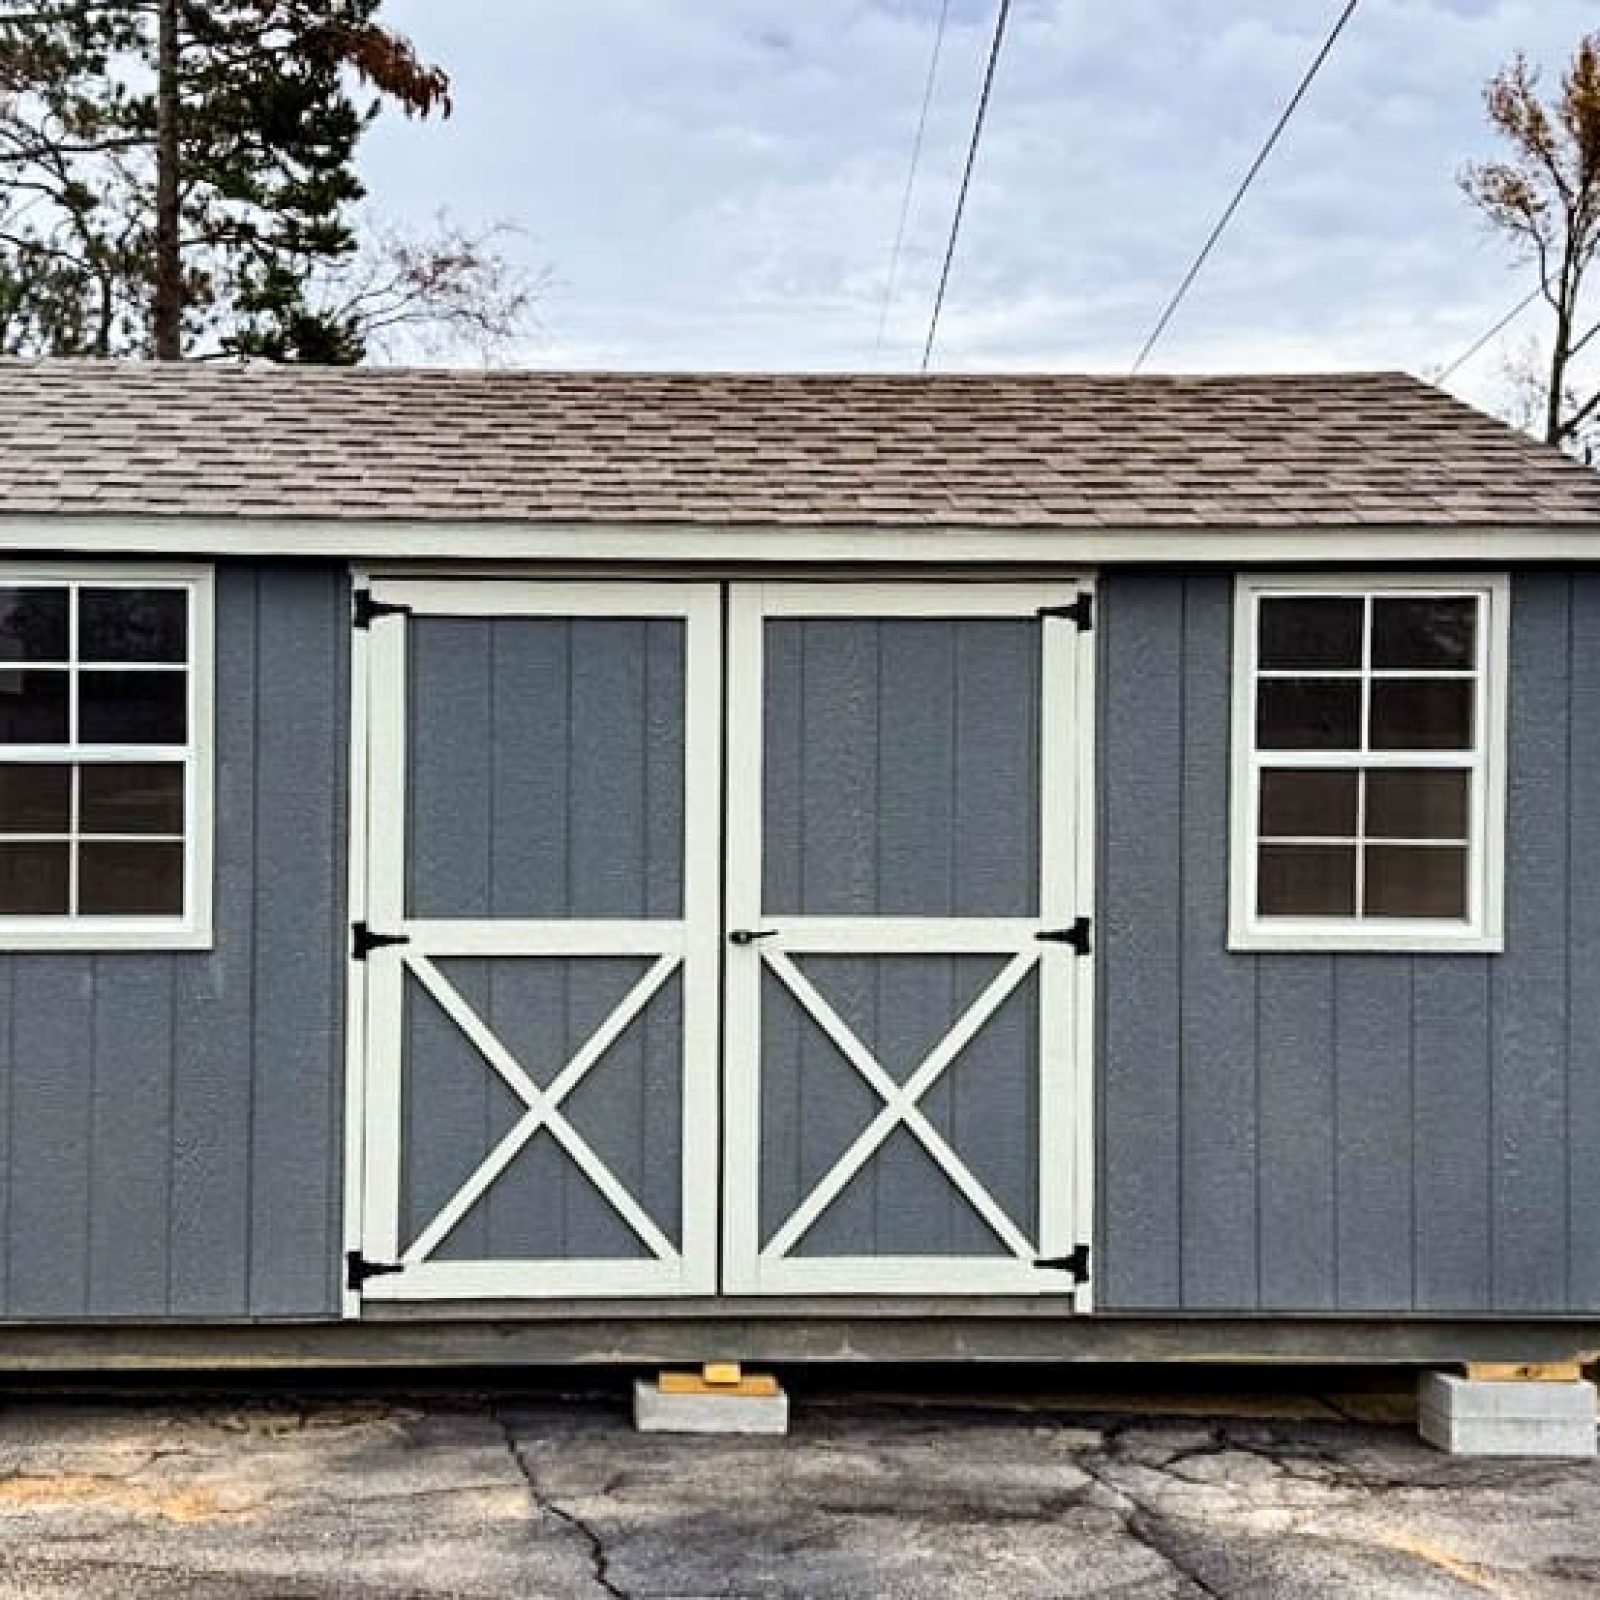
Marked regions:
[729,928,779,946]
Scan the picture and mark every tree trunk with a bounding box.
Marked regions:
[1548,327,1567,446]
[152,0,182,359]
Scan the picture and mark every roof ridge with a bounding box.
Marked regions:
[0,355,1424,384]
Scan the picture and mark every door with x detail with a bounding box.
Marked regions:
[357,580,721,1299]
[723,583,1093,1296]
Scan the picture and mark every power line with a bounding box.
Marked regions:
[1130,0,1361,374]
[921,0,1013,373]
[1436,288,1542,383]
[875,0,953,359]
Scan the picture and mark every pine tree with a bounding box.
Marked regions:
[0,0,462,360]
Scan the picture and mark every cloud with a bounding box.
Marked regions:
[364,0,1593,407]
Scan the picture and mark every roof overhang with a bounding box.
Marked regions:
[0,515,1597,564]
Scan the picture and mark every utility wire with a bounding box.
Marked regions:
[1130,0,1361,373]
[875,0,953,359]
[1436,287,1542,383]
[921,0,1013,372]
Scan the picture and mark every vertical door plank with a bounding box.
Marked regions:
[876,621,960,1252]
[795,620,879,1252]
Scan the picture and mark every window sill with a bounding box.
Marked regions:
[0,922,214,953]
[1228,922,1502,955]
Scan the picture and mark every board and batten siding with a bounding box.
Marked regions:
[1099,568,1600,1315]
[0,562,348,1321]
[0,558,1594,1327]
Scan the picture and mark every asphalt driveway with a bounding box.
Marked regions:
[0,1375,1593,1597]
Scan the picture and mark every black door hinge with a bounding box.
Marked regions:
[1039,592,1093,630]
[1035,1243,1090,1283]
[1036,916,1092,955]
[353,590,413,629]
[346,1250,404,1292]
[352,921,410,960]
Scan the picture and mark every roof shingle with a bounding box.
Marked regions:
[0,360,1596,528]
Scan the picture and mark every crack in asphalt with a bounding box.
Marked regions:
[1096,1417,1430,1499]
[1073,1417,1564,1598]
[1124,1507,1227,1600]
[1074,1442,1226,1599]
[493,1409,627,1600]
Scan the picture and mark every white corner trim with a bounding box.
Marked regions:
[8,514,1600,564]
[341,577,370,1320]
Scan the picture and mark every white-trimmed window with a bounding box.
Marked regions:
[1230,573,1507,953]
[0,566,212,949]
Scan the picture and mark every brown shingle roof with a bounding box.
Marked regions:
[0,359,1596,528]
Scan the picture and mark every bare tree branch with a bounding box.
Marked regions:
[1463,33,1600,453]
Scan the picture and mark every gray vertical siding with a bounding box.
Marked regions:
[1100,569,1600,1315]
[2,560,1595,1325]
[0,562,348,1321]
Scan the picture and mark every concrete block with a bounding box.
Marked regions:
[1419,1372,1597,1458]
[633,1377,789,1436]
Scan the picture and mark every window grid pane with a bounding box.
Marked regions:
[0,588,69,663]
[0,580,194,924]
[1249,588,1486,926]
[0,759,187,917]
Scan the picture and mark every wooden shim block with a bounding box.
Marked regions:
[659,1371,780,1398]
[1466,1361,1583,1384]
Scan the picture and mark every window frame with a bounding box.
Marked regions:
[1228,571,1508,954]
[0,563,213,951]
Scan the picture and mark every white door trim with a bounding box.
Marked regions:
[721,580,1095,1298]
[353,577,723,1302]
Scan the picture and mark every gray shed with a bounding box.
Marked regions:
[0,358,1597,1370]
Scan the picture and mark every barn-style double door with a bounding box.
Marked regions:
[352,580,1093,1302]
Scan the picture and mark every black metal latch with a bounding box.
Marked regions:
[352,590,413,630]
[1036,917,1092,955]
[352,922,410,960]
[346,1251,404,1292]
[1035,1244,1091,1283]
[729,928,780,946]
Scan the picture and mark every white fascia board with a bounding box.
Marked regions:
[2,515,1600,564]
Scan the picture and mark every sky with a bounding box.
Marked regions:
[361,0,1592,411]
